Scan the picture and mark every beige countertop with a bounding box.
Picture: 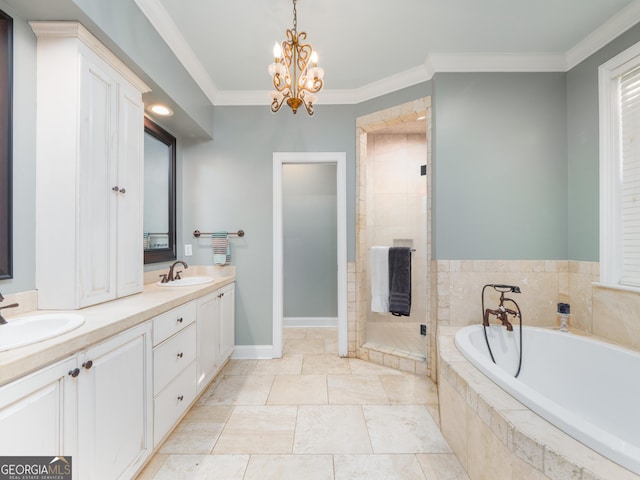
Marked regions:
[0,266,235,388]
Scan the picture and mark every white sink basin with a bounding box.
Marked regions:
[156,276,215,287]
[0,313,85,352]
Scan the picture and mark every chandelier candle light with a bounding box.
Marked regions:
[269,0,324,115]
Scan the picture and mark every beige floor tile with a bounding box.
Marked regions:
[181,404,233,423]
[220,359,256,375]
[306,327,338,340]
[284,338,325,354]
[135,453,168,479]
[243,455,334,480]
[324,338,339,353]
[151,454,249,480]
[267,374,328,405]
[379,373,439,404]
[213,405,297,454]
[334,454,427,480]
[328,374,390,404]
[349,358,402,375]
[158,421,225,454]
[302,354,351,374]
[203,375,274,405]
[416,453,470,480]
[283,327,308,339]
[363,405,452,454]
[252,354,303,375]
[293,405,373,454]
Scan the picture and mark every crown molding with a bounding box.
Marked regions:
[136,0,640,107]
[428,53,567,72]
[566,0,640,70]
[29,21,151,94]
[134,0,217,104]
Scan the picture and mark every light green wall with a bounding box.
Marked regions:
[432,72,568,260]
[567,23,640,261]
[181,106,355,346]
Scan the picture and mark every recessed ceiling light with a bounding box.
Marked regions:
[149,104,174,116]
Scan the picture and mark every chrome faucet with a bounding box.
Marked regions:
[0,292,19,325]
[161,260,189,283]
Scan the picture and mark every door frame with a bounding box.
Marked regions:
[273,152,347,357]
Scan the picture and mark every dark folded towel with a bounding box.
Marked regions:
[388,247,411,316]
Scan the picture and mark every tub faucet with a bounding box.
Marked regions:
[482,285,521,331]
[0,292,19,325]
[164,260,189,283]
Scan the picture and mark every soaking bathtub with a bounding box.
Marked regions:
[454,324,640,476]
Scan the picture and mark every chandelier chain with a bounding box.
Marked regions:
[292,0,297,34]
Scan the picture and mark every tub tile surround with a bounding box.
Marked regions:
[437,329,640,480]
[432,259,640,355]
[0,265,235,387]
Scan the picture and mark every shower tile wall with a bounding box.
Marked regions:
[365,133,427,355]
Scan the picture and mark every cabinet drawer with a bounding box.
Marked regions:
[153,324,196,395]
[153,301,196,346]
[153,361,196,447]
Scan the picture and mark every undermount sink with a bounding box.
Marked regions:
[0,313,85,352]
[156,276,215,287]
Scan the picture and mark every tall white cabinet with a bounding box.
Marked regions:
[31,22,150,309]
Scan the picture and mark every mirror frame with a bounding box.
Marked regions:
[0,10,12,279]
[143,117,177,264]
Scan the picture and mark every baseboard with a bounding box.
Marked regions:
[231,345,274,360]
[283,317,338,328]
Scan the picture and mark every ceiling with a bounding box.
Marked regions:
[139,0,640,105]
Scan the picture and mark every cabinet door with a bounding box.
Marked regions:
[196,291,220,392]
[116,80,144,297]
[219,283,236,363]
[77,322,152,480]
[0,356,78,461]
[78,52,118,307]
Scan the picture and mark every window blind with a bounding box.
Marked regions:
[620,66,640,286]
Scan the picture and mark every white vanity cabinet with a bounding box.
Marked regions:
[31,22,150,310]
[196,283,235,392]
[77,322,153,480]
[0,321,152,480]
[0,356,78,459]
[152,301,198,447]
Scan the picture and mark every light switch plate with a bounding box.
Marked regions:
[184,244,193,256]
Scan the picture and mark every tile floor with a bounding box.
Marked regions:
[136,328,469,480]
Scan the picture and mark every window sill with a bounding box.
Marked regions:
[592,282,640,295]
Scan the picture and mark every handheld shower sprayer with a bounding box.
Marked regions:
[481,283,524,377]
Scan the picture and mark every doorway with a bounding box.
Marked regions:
[272,152,347,358]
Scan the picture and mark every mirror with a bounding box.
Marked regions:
[0,11,12,279]
[143,117,176,264]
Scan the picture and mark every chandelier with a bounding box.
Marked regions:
[268,0,324,115]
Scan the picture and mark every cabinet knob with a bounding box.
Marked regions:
[177,317,183,323]
[68,368,80,378]
[119,188,126,194]
[82,360,93,370]
[177,395,184,402]
[112,186,119,192]
[177,352,184,359]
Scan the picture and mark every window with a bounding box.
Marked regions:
[599,41,640,288]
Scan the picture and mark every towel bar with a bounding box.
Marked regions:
[193,229,245,238]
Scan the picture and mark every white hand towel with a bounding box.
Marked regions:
[370,246,390,313]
